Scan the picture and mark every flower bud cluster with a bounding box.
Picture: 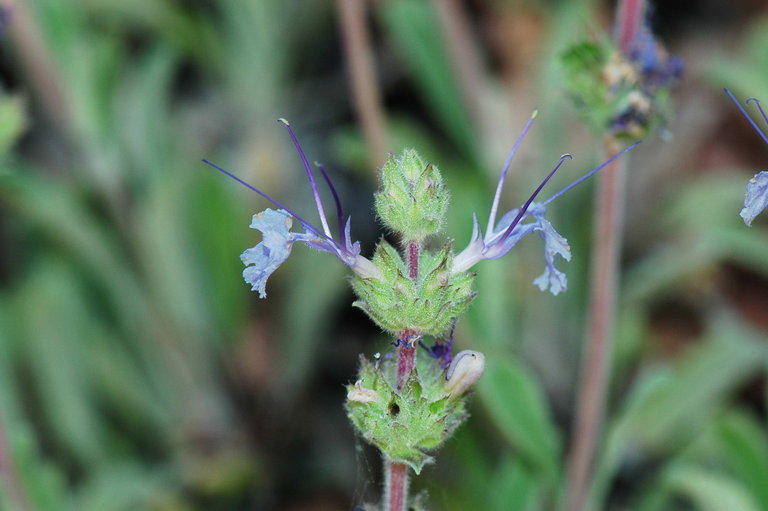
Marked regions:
[375,149,449,241]
[345,351,484,473]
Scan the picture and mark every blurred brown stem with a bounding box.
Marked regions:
[431,0,486,136]
[7,0,71,136]
[337,0,389,172]
[0,414,33,511]
[565,138,627,511]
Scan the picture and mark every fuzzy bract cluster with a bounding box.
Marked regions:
[345,354,469,474]
[351,241,475,335]
[375,149,449,241]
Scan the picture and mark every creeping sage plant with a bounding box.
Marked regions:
[725,89,768,226]
[205,115,635,510]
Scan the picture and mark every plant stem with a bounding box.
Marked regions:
[430,0,486,136]
[396,240,420,390]
[384,460,409,511]
[336,0,389,171]
[0,414,33,511]
[385,240,421,509]
[614,0,646,55]
[565,138,627,511]
[407,240,419,281]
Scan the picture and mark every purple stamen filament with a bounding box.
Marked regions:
[746,97,768,128]
[315,161,347,249]
[486,111,538,241]
[541,142,641,207]
[202,159,338,247]
[279,119,333,237]
[496,153,573,245]
[725,89,768,145]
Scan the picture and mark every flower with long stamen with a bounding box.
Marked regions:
[725,89,768,226]
[203,120,380,298]
[453,113,640,294]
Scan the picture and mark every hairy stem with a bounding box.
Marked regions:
[384,461,409,511]
[385,240,421,509]
[565,138,627,511]
[336,0,389,171]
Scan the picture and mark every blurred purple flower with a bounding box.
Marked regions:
[452,113,639,295]
[725,89,768,226]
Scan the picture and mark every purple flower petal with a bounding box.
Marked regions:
[740,171,768,226]
[241,209,307,298]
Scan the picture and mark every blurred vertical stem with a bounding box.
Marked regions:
[6,0,71,136]
[565,139,627,511]
[0,416,32,511]
[337,0,389,171]
[385,240,420,510]
[430,0,486,137]
[565,4,644,509]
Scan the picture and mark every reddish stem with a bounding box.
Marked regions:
[614,0,646,55]
[386,240,421,508]
[407,240,419,281]
[565,140,627,511]
[396,333,417,391]
[385,461,409,511]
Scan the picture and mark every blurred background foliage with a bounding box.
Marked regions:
[0,0,766,510]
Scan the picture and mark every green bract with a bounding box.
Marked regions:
[375,149,449,241]
[345,355,469,474]
[351,241,475,335]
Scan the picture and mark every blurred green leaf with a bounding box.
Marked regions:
[377,0,478,164]
[478,358,560,483]
[667,464,760,511]
[714,412,768,510]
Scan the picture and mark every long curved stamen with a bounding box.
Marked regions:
[541,142,640,207]
[746,97,768,128]
[725,89,768,145]
[279,119,333,236]
[202,159,336,244]
[498,154,573,243]
[486,111,538,241]
[315,161,346,247]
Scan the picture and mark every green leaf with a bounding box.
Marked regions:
[714,412,768,510]
[667,465,761,511]
[478,358,560,483]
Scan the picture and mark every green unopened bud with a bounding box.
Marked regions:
[375,149,449,241]
[444,350,485,399]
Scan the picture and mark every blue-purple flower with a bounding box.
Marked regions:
[725,89,768,226]
[452,112,638,295]
[204,120,380,298]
